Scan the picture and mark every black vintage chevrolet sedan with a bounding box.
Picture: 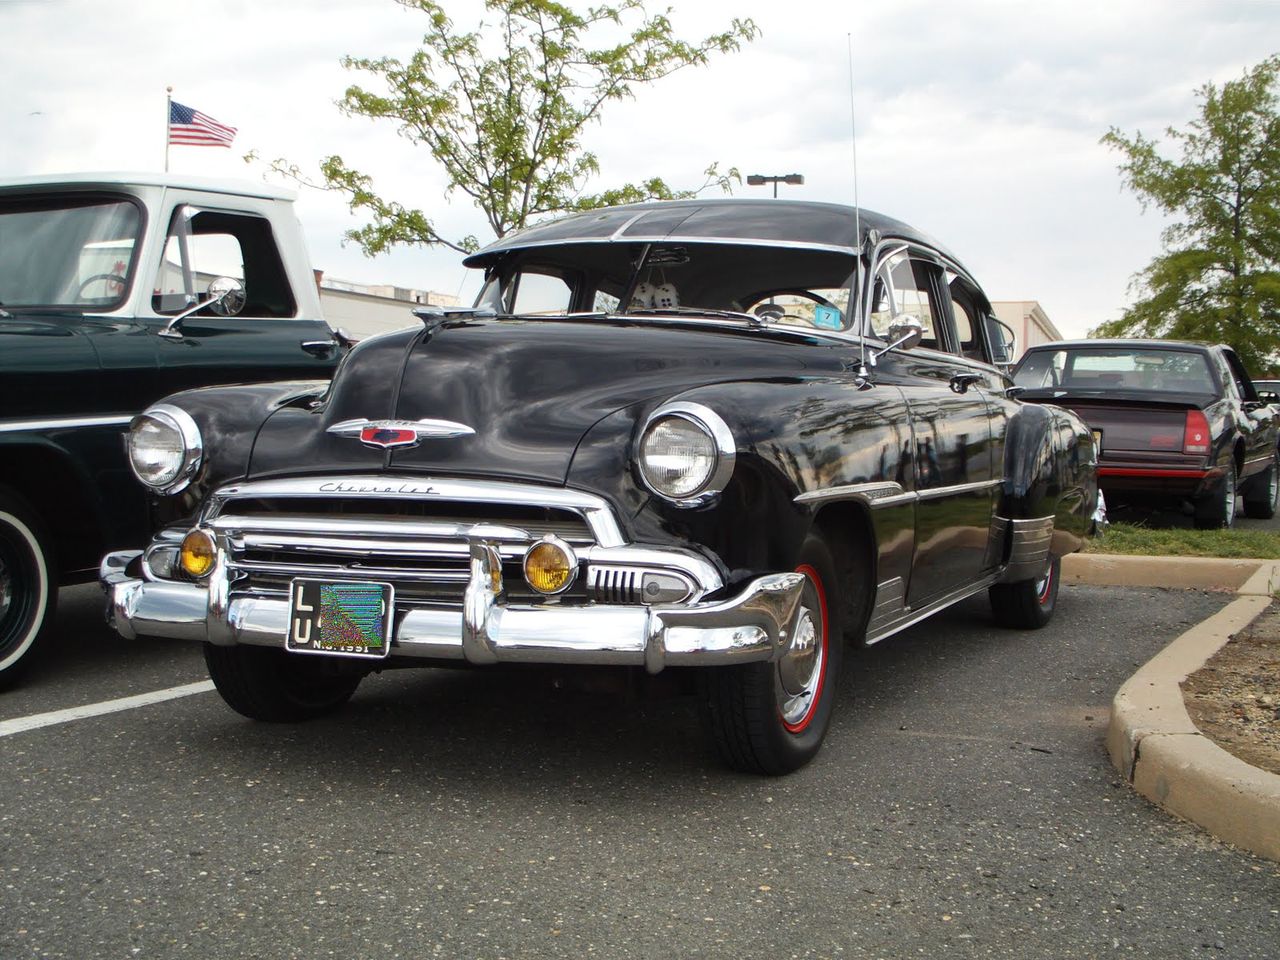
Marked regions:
[102,199,1099,774]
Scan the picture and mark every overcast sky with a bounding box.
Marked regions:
[4,0,1278,337]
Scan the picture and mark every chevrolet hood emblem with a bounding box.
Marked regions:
[326,418,475,449]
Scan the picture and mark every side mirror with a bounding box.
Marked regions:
[871,318,924,361]
[206,277,246,317]
[159,277,246,338]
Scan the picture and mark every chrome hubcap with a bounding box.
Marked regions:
[778,605,824,726]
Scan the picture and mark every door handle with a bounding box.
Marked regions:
[950,373,983,394]
[301,338,338,359]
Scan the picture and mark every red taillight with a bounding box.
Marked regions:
[1183,410,1211,455]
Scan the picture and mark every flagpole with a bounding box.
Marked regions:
[164,86,172,172]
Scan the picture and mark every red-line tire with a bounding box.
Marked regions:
[0,489,57,691]
[204,643,364,722]
[989,554,1060,630]
[700,533,843,775]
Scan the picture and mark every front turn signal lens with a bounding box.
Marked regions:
[523,537,577,595]
[179,529,216,578]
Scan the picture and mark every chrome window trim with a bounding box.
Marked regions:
[0,414,133,433]
[636,401,736,508]
[203,474,627,548]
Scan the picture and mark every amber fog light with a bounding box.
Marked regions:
[179,529,216,578]
[523,537,578,595]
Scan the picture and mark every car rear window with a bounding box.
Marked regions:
[1015,348,1216,394]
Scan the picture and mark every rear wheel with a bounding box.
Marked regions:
[0,490,57,690]
[204,643,364,722]
[1243,452,1279,520]
[700,533,844,775]
[989,554,1060,630]
[1194,461,1237,529]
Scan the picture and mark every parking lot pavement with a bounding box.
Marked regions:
[2,584,1278,958]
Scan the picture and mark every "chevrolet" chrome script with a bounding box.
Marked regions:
[318,480,438,495]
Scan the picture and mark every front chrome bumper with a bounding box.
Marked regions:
[100,543,807,674]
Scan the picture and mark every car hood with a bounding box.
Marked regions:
[249,316,842,485]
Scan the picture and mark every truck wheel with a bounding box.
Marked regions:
[0,491,57,690]
[204,643,364,722]
[1243,453,1279,520]
[700,533,844,775]
[1194,462,1237,529]
[989,554,1060,630]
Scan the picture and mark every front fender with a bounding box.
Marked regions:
[141,380,328,527]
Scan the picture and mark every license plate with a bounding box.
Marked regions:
[286,579,393,659]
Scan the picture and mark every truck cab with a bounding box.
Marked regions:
[0,172,343,685]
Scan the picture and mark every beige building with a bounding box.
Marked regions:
[316,271,460,340]
[991,301,1062,360]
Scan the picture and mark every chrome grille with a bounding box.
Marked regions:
[207,479,606,607]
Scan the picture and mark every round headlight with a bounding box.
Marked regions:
[127,404,202,493]
[637,403,735,505]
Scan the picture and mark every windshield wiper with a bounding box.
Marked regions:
[626,305,764,326]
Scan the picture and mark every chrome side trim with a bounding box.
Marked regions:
[203,474,627,549]
[866,576,906,637]
[794,481,904,506]
[0,414,133,433]
[795,478,1000,508]
[865,572,1001,646]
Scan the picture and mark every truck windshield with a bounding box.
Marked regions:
[0,196,141,310]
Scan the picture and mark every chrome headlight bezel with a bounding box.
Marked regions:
[636,401,736,507]
[127,403,203,495]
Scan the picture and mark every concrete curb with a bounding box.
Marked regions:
[1067,553,1280,861]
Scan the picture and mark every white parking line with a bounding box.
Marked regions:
[0,680,215,738]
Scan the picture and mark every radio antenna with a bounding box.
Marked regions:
[847,32,873,387]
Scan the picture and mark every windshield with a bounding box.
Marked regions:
[0,195,142,310]
[476,242,857,331]
[1014,347,1217,394]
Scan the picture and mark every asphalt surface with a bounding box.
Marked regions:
[2,582,1278,959]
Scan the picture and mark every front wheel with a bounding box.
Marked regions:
[204,643,364,722]
[0,490,57,690]
[1243,452,1279,520]
[700,533,844,775]
[989,554,1060,630]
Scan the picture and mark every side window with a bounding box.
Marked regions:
[1223,352,1256,401]
[947,274,985,361]
[510,271,572,314]
[153,206,296,318]
[868,249,939,349]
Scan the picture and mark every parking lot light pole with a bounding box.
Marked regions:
[746,173,804,198]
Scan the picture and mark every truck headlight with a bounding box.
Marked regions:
[637,402,735,506]
[127,404,202,494]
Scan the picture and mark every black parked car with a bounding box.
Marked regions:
[1012,340,1280,527]
[102,199,1099,774]
[0,173,343,686]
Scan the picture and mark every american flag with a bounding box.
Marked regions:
[168,101,236,147]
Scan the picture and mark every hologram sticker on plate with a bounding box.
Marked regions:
[318,582,387,652]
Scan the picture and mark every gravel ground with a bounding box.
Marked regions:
[1183,601,1280,777]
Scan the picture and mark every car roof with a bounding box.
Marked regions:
[464,199,969,271]
[0,171,296,202]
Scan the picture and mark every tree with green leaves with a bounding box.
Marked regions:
[260,0,757,256]
[1095,54,1280,373]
